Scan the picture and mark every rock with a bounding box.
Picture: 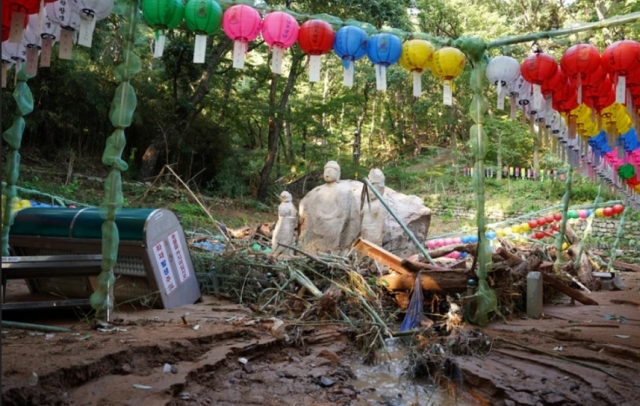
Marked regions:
[345,181,431,258]
[319,376,335,387]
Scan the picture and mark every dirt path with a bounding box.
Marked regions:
[455,271,640,406]
[1,294,356,406]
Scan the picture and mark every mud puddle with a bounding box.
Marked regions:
[351,338,471,406]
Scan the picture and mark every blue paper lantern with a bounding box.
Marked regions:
[366,33,402,91]
[367,33,402,65]
[333,26,368,87]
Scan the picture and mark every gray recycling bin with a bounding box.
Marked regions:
[9,207,201,309]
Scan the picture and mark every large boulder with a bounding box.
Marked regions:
[345,181,431,258]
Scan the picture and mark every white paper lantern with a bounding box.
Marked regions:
[45,0,81,60]
[486,56,521,110]
[68,0,114,48]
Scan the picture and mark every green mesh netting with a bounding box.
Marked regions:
[90,0,141,319]
[2,67,33,256]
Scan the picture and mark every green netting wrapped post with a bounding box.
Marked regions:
[607,205,628,274]
[456,37,497,327]
[91,0,142,321]
[553,167,573,274]
[2,66,34,256]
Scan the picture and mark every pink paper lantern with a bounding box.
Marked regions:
[578,209,588,219]
[434,239,444,248]
[426,240,436,249]
[261,11,299,75]
[452,237,462,244]
[448,252,461,259]
[443,238,454,246]
[222,5,262,69]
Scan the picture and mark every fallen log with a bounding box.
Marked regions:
[380,268,471,292]
[402,259,453,272]
[591,252,640,273]
[541,273,599,306]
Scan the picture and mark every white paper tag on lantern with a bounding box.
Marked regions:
[309,55,321,83]
[343,60,354,88]
[1,63,8,88]
[497,81,504,110]
[375,64,387,92]
[10,12,26,43]
[412,71,421,98]
[153,32,166,58]
[271,46,284,75]
[443,80,453,106]
[232,41,246,69]
[59,29,74,60]
[510,96,517,120]
[193,34,207,64]
[532,83,542,111]
[26,47,39,76]
[615,76,626,104]
[40,38,53,67]
[78,16,96,48]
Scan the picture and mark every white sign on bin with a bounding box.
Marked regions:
[152,241,177,295]
[168,230,190,284]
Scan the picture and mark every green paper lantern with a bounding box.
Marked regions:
[142,0,185,57]
[184,0,222,36]
[617,163,635,180]
[142,0,185,30]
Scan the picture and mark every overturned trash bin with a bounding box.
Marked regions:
[9,207,201,309]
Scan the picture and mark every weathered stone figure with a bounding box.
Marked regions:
[272,191,297,255]
[298,161,361,255]
[360,168,386,246]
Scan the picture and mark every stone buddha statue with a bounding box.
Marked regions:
[271,191,297,255]
[297,161,361,255]
[360,168,386,246]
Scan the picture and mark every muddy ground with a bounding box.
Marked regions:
[2,271,640,406]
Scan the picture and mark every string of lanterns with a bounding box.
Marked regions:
[485,41,640,206]
[426,203,626,256]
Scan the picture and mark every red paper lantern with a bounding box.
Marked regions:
[521,52,558,111]
[536,218,547,227]
[298,20,335,56]
[521,52,558,84]
[612,204,624,214]
[528,220,539,229]
[561,43,601,102]
[552,223,560,231]
[297,19,335,83]
[601,40,640,104]
[553,213,562,221]
[535,231,546,239]
[545,215,555,224]
[603,207,614,217]
[541,68,567,96]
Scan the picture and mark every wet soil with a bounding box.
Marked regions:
[2,271,640,406]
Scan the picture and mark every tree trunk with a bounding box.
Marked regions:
[137,38,231,182]
[256,53,304,202]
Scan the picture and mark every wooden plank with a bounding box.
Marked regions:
[353,238,410,275]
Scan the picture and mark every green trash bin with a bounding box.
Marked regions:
[9,208,201,309]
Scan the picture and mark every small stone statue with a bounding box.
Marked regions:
[298,161,361,255]
[360,168,386,246]
[272,191,298,255]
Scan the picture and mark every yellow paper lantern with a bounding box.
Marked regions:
[400,39,435,97]
[520,223,530,232]
[595,208,605,217]
[431,46,465,106]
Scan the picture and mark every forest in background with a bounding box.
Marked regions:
[2,0,639,203]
